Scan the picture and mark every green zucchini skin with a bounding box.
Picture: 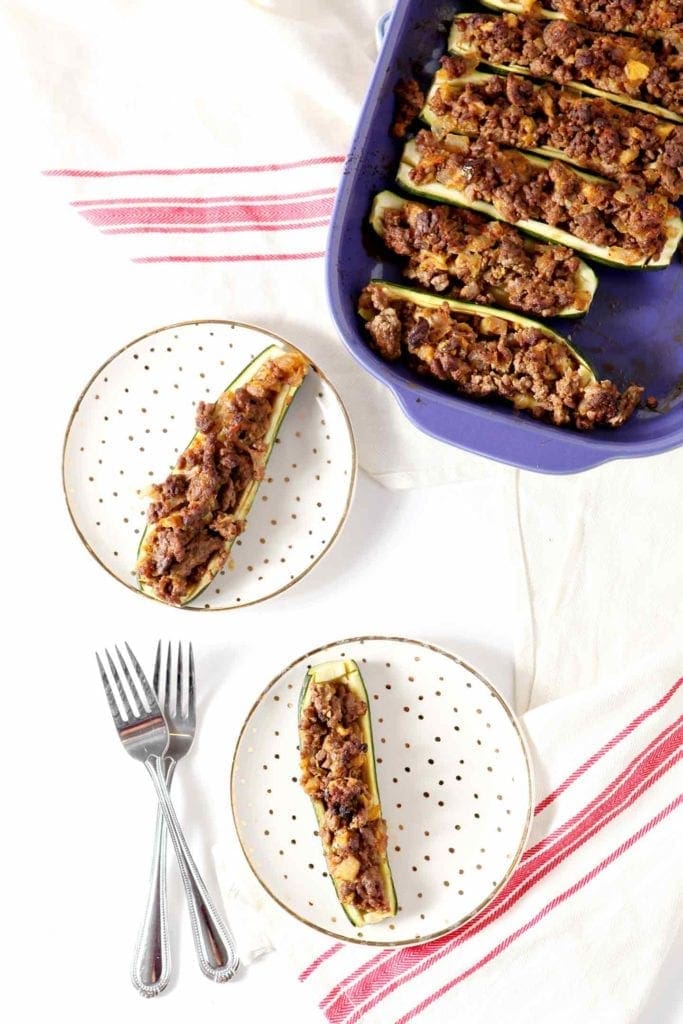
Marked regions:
[480,0,562,16]
[360,278,597,380]
[137,344,306,606]
[299,660,397,927]
[396,138,683,270]
[370,189,598,318]
[448,14,683,124]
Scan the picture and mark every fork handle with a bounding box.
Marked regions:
[131,757,175,997]
[144,755,240,983]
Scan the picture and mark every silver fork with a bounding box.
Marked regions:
[96,644,239,986]
[131,642,196,996]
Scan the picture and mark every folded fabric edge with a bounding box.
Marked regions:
[508,470,536,712]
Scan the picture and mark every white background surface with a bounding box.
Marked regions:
[2,33,680,1024]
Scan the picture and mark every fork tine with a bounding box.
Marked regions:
[188,643,196,716]
[165,641,173,715]
[105,648,135,719]
[177,642,184,716]
[152,640,162,699]
[123,642,159,711]
[115,645,144,714]
[96,653,124,725]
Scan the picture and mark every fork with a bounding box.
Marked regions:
[96,643,239,986]
[131,642,196,996]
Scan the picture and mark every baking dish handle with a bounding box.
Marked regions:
[375,10,393,52]
[389,380,618,474]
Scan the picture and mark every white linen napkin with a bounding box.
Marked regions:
[215,659,682,1024]
[509,448,683,711]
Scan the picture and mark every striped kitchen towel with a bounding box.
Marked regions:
[218,660,682,1023]
[40,157,343,267]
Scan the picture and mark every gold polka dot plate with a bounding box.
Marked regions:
[62,320,356,609]
[230,636,533,946]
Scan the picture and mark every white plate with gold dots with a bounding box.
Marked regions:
[62,320,356,610]
[230,636,533,946]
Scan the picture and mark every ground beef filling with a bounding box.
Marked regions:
[381,199,586,316]
[360,283,642,429]
[543,0,682,36]
[299,682,390,916]
[454,13,682,117]
[393,78,426,138]
[430,58,683,200]
[409,129,675,263]
[136,353,306,604]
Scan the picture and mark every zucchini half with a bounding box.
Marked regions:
[396,138,683,269]
[478,1,676,39]
[448,13,683,124]
[360,277,596,380]
[370,188,597,317]
[298,659,397,927]
[137,344,307,605]
[421,70,679,181]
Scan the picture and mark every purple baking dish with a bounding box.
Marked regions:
[325,0,683,474]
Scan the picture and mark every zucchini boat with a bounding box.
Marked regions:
[370,190,597,318]
[298,659,397,926]
[422,65,683,200]
[449,12,683,124]
[479,1,682,39]
[359,280,643,430]
[136,344,308,605]
[396,134,683,269]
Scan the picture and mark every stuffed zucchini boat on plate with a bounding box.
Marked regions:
[359,281,643,430]
[299,660,397,926]
[397,132,683,269]
[478,0,682,38]
[370,190,597,317]
[136,345,308,605]
[449,12,683,123]
[423,59,683,200]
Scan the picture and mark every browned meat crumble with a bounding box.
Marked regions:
[380,197,588,316]
[359,283,642,429]
[430,57,683,200]
[453,13,682,117]
[541,0,682,37]
[393,78,426,138]
[136,352,307,605]
[299,681,391,916]
[409,129,676,263]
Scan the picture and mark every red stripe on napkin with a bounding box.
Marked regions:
[132,252,326,264]
[103,219,330,236]
[43,156,346,177]
[299,944,346,983]
[79,197,334,227]
[72,187,336,207]
[395,796,682,1024]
